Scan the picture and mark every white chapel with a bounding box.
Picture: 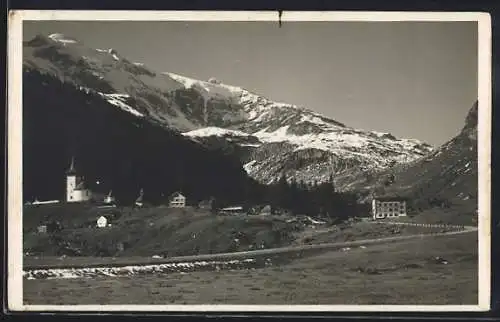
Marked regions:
[66,157,92,203]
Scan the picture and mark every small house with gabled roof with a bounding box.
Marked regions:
[169,191,186,208]
[168,191,186,208]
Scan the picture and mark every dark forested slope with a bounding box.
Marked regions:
[23,69,261,206]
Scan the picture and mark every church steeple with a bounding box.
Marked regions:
[66,156,77,175]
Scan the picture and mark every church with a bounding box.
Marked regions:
[66,157,92,202]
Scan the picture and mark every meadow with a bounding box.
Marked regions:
[24,232,477,305]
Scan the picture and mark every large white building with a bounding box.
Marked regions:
[371,197,407,219]
[66,157,92,203]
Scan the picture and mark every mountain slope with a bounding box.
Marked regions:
[24,33,434,187]
[353,101,478,216]
[23,69,261,206]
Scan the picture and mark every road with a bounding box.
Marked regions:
[24,222,478,271]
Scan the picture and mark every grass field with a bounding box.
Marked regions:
[23,202,472,270]
[291,220,462,246]
[23,203,304,259]
[23,231,478,305]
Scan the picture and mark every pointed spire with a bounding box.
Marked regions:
[135,188,144,203]
[66,156,77,175]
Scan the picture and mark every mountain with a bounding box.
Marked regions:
[170,73,434,186]
[23,34,433,188]
[352,101,478,216]
[23,68,263,206]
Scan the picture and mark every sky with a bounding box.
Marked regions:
[23,20,478,146]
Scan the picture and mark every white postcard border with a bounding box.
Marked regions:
[7,10,492,312]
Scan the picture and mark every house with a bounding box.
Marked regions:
[371,196,407,219]
[198,197,214,210]
[248,205,271,216]
[96,216,108,228]
[37,225,47,233]
[169,192,186,208]
[66,157,92,203]
[258,205,272,216]
[219,206,244,215]
[103,190,115,204]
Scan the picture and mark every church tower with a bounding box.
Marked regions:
[65,156,92,202]
[66,156,78,202]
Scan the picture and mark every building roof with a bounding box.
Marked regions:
[169,191,185,199]
[373,196,408,202]
[220,206,243,211]
[66,157,77,175]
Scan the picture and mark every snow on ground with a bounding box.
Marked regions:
[243,160,258,173]
[163,71,430,164]
[48,33,77,44]
[98,93,144,117]
[298,114,338,128]
[253,125,430,160]
[183,127,250,138]
[254,126,368,152]
[240,143,261,147]
[183,122,428,168]
[29,200,60,205]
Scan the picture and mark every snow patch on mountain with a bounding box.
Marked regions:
[98,93,144,117]
[298,114,335,127]
[164,72,239,99]
[252,125,424,160]
[243,160,258,172]
[94,48,120,61]
[183,127,251,138]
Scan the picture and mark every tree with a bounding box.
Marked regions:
[210,197,219,214]
[329,174,336,193]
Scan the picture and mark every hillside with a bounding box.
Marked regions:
[23,203,303,258]
[23,69,261,206]
[352,101,479,218]
[24,33,433,187]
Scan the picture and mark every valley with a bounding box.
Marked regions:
[19,31,481,307]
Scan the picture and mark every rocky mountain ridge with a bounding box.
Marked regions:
[24,33,434,187]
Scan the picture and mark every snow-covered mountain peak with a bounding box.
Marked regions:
[23,33,436,187]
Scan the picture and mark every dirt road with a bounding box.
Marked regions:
[24,223,477,271]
